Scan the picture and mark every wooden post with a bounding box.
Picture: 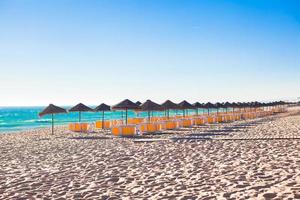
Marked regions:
[52,114,54,135]
[148,110,150,122]
[102,110,104,129]
[125,108,128,125]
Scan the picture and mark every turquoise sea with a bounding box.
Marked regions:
[0,107,220,133]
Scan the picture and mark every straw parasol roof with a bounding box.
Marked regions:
[112,99,140,110]
[203,102,216,109]
[94,103,111,112]
[69,103,93,122]
[135,101,142,106]
[215,102,223,108]
[223,102,232,108]
[39,104,67,117]
[178,100,195,109]
[161,100,179,110]
[193,102,202,108]
[39,104,67,134]
[140,100,162,111]
[236,102,244,108]
[69,103,93,112]
[231,102,239,108]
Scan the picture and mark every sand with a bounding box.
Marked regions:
[0,108,300,199]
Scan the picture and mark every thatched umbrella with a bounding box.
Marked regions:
[236,102,244,111]
[240,102,248,111]
[193,102,202,116]
[134,101,142,117]
[39,104,67,134]
[140,100,162,121]
[231,102,239,113]
[94,103,111,129]
[178,100,195,117]
[223,102,232,113]
[250,101,260,112]
[69,103,93,122]
[203,102,215,115]
[135,101,142,106]
[215,102,223,114]
[112,99,140,125]
[161,100,179,119]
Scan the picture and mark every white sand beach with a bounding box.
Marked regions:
[0,108,300,199]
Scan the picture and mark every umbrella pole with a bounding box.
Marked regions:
[148,110,150,122]
[125,108,128,125]
[79,111,81,122]
[102,111,104,129]
[52,113,54,135]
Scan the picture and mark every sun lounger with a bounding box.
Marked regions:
[95,120,111,129]
[207,116,217,124]
[155,121,167,131]
[68,123,89,132]
[111,125,136,136]
[138,123,157,134]
[182,119,193,127]
[165,121,177,130]
[127,118,144,124]
[194,117,205,125]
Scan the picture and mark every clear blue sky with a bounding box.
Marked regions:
[0,0,299,106]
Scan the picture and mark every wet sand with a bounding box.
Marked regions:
[0,108,300,199]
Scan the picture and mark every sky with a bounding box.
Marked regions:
[0,0,300,106]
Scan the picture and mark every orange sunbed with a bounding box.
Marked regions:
[95,121,111,129]
[111,125,136,136]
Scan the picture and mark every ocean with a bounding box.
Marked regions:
[0,107,219,133]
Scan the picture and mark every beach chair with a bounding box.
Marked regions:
[182,119,193,127]
[69,123,74,131]
[80,123,89,132]
[95,120,111,129]
[111,125,136,136]
[138,123,157,134]
[127,118,143,124]
[225,115,232,122]
[155,121,167,131]
[217,115,224,123]
[194,117,205,126]
[207,116,217,124]
[165,121,177,130]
